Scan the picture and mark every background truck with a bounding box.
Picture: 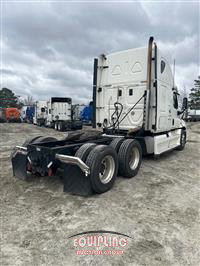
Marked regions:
[81,101,93,125]
[33,101,47,126]
[11,37,188,196]
[20,105,35,123]
[46,97,82,131]
[186,109,200,121]
[20,106,28,121]
[72,104,86,121]
[5,108,21,122]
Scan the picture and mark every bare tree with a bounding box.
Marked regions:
[23,95,34,105]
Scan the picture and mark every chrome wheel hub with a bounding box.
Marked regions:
[129,147,140,170]
[99,155,115,184]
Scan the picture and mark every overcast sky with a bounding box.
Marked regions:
[1,1,200,103]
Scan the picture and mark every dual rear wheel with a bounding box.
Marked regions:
[54,121,64,131]
[75,138,142,194]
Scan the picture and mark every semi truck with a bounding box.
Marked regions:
[20,106,28,121]
[33,101,47,126]
[11,37,188,196]
[81,102,93,125]
[4,108,21,122]
[45,97,83,131]
[26,106,35,123]
[20,105,35,123]
[72,104,86,121]
[186,109,200,121]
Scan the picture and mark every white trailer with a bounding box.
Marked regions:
[46,97,82,131]
[72,104,86,120]
[187,109,200,121]
[33,100,47,126]
[20,106,28,121]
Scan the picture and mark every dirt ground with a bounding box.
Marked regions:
[0,122,200,266]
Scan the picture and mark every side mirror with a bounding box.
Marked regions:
[182,97,188,110]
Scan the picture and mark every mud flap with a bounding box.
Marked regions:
[63,165,93,196]
[11,152,27,180]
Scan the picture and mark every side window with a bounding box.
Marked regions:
[49,109,51,114]
[173,92,178,109]
[129,89,133,96]
[118,89,122,97]
[161,60,165,74]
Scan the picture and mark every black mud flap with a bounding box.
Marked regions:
[11,152,27,180]
[63,165,93,196]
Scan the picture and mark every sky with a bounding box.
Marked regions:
[1,0,200,104]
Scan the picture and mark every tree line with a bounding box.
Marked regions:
[0,88,34,108]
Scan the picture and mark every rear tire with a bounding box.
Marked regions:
[109,137,124,152]
[58,122,62,131]
[75,143,97,162]
[176,129,186,151]
[86,145,118,193]
[54,122,58,131]
[118,139,142,178]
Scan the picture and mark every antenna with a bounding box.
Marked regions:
[173,59,176,88]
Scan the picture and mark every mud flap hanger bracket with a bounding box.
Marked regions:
[55,154,90,176]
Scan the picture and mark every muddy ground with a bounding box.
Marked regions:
[0,122,200,266]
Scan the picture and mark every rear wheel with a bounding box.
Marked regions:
[57,122,63,131]
[75,143,97,162]
[109,137,124,152]
[118,139,142,178]
[86,145,118,193]
[54,122,58,130]
[176,129,186,151]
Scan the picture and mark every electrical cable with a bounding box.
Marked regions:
[104,91,146,130]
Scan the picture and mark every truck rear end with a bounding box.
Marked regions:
[6,108,21,122]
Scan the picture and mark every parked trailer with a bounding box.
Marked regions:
[5,108,21,122]
[72,104,86,121]
[45,97,83,131]
[26,106,35,123]
[20,105,35,123]
[20,106,28,122]
[81,101,93,125]
[33,101,47,126]
[186,109,200,122]
[11,37,188,196]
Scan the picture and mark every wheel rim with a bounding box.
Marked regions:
[55,123,57,130]
[99,155,115,184]
[129,147,140,170]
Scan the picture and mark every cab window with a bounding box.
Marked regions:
[173,92,178,109]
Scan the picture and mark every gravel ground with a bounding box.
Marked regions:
[0,122,200,266]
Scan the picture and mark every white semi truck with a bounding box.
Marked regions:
[94,37,187,155]
[33,100,47,126]
[11,37,188,195]
[45,97,82,131]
